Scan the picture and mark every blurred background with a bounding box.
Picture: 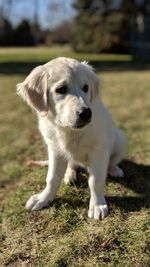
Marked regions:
[0,0,150,58]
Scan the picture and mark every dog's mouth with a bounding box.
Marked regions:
[74,118,91,129]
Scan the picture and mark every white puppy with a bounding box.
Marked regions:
[17,57,126,220]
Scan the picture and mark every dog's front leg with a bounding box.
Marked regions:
[88,152,109,220]
[26,148,67,211]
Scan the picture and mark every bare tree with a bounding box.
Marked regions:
[46,0,72,30]
[1,0,13,18]
[33,0,39,27]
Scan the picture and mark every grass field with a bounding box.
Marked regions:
[0,47,150,267]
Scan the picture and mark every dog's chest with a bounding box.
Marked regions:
[58,130,97,164]
[39,118,99,165]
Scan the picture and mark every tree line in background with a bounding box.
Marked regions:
[0,18,72,46]
[72,0,149,53]
[0,0,149,53]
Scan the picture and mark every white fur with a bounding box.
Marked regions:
[17,57,127,220]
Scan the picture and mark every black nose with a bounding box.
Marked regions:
[78,107,92,122]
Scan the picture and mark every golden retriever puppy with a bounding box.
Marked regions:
[17,57,126,220]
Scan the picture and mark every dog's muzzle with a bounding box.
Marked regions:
[75,107,92,128]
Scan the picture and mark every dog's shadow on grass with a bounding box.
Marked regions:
[58,160,150,213]
[107,159,150,212]
[1,60,150,75]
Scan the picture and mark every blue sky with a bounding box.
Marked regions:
[0,0,76,29]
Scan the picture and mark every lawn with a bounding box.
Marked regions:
[0,47,150,267]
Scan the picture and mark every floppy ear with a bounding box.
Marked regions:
[16,65,49,112]
[82,61,100,102]
[90,72,100,102]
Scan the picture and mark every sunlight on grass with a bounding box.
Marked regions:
[0,45,132,63]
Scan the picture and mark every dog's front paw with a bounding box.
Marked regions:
[88,196,108,220]
[25,191,52,211]
[88,204,108,220]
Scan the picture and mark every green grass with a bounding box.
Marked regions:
[0,45,131,62]
[0,47,150,267]
[0,45,134,75]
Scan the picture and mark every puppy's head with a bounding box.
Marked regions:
[17,57,100,129]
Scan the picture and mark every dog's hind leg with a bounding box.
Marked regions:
[64,161,77,184]
[108,128,127,178]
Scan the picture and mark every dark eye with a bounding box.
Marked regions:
[56,85,68,94]
[82,84,89,93]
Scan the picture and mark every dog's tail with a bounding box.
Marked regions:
[26,160,49,166]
